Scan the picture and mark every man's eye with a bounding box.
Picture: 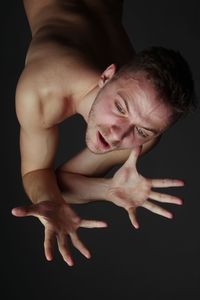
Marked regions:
[136,127,148,138]
[115,102,125,114]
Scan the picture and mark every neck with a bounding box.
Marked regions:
[74,84,100,122]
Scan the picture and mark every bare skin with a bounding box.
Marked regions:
[12,0,184,266]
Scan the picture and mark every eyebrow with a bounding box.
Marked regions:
[118,92,129,112]
[141,126,159,134]
[117,91,159,135]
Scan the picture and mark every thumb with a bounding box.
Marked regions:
[11,205,36,217]
[123,145,142,167]
[127,207,140,229]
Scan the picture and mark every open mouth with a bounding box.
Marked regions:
[98,131,110,149]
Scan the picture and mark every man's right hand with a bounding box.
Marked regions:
[12,201,107,266]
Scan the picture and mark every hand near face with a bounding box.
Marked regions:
[12,201,107,266]
[107,146,184,228]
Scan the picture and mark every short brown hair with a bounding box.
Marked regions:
[115,47,196,117]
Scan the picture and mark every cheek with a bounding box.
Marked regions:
[95,100,116,123]
[100,99,113,113]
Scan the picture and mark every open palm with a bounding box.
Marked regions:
[108,146,184,228]
[12,200,107,266]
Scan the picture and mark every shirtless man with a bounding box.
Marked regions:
[12,0,194,266]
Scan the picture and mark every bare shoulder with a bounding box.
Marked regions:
[15,61,75,129]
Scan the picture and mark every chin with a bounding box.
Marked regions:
[86,142,103,154]
[86,140,108,154]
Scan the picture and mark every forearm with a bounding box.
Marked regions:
[55,137,162,204]
[56,171,111,204]
[23,169,64,204]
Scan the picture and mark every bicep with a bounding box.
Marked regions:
[16,84,59,176]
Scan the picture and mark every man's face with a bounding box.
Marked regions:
[86,72,174,153]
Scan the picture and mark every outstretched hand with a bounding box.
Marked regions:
[107,146,184,229]
[12,201,107,266]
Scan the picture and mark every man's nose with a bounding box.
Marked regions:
[110,124,134,146]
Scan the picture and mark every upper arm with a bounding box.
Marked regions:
[58,136,161,177]
[16,79,59,176]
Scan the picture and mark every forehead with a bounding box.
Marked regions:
[110,73,174,130]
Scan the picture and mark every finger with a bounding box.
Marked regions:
[44,229,56,261]
[123,146,142,167]
[149,191,183,205]
[57,234,74,266]
[80,219,108,228]
[70,233,91,259]
[11,205,36,217]
[142,200,173,219]
[151,179,184,188]
[127,207,140,229]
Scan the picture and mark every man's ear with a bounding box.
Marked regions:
[98,64,117,88]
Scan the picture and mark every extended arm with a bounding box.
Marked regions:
[12,70,107,266]
[56,139,184,228]
[56,135,160,203]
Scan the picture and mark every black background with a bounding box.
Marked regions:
[1,1,200,299]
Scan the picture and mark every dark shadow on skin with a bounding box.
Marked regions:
[34,0,134,71]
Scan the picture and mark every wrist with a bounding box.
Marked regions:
[22,169,65,205]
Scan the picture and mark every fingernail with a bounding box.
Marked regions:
[46,255,52,261]
[47,257,52,261]
[67,261,74,267]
